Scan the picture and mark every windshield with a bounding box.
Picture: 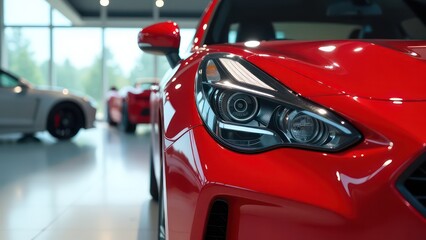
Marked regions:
[204,0,426,44]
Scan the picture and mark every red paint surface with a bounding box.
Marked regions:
[138,21,181,51]
[144,0,426,239]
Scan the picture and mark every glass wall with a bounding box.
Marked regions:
[52,9,72,26]
[4,0,50,26]
[53,28,102,103]
[3,27,50,85]
[1,0,196,119]
[104,28,168,89]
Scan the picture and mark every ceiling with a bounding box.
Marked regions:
[46,0,211,28]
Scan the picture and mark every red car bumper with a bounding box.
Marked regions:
[127,92,151,124]
[164,125,426,240]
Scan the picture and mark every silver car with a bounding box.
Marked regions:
[0,69,97,140]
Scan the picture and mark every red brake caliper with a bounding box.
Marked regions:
[54,113,61,128]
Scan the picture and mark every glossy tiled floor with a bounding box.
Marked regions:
[0,123,158,240]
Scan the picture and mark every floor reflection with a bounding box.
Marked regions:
[0,123,158,240]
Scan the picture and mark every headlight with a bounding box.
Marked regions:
[195,54,362,152]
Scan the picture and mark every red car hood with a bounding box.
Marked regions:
[240,40,426,101]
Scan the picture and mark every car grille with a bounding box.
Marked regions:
[204,200,228,240]
[397,154,426,217]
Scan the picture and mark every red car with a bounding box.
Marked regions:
[106,83,154,133]
[139,0,426,239]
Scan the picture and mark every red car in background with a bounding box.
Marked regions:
[139,0,426,239]
[106,82,155,133]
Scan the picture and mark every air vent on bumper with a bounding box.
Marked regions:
[397,154,426,217]
[204,200,229,240]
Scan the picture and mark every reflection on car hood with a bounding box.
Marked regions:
[241,40,426,101]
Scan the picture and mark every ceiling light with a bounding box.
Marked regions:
[100,0,109,7]
[156,0,164,8]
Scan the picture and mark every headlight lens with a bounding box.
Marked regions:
[195,54,362,152]
[218,92,259,122]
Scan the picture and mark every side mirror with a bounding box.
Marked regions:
[138,21,181,68]
[18,79,31,90]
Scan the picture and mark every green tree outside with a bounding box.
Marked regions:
[5,28,46,85]
[129,54,170,84]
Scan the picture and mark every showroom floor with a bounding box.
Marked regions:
[0,123,157,240]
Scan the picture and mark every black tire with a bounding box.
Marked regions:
[47,103,83,140]
[150,148,159,201]
[106,104,117,126]
[120,102,136,133]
